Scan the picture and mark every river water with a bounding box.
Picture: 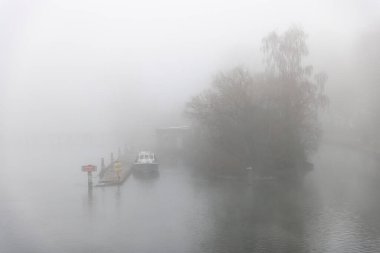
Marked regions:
[1,142,380,252]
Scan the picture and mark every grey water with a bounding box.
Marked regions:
[1,142,380,253]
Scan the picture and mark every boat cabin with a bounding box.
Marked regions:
[135,151,157,164]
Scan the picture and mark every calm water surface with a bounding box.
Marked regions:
[1,142,380,252]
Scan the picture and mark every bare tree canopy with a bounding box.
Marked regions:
[186,27,328,177]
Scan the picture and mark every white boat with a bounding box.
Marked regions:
[132,151,159,172]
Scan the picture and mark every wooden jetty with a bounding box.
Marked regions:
[96,152,132,187]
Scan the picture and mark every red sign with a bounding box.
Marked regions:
[82,165,97,172]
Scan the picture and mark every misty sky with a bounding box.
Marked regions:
[1,0,379,137]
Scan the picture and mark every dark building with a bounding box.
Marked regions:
[155,126,190,162]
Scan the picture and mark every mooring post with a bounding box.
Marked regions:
[99,157,105,178]
[88,171,93,188]
[101,157,105,170]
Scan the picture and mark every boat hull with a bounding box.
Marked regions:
[132,163,159,171]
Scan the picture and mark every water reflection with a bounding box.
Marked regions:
[195,179,310,252]
[87,185,93,208]
[115,185,122,211]
[132,169,160,181]
[115,185,121,200]
[3,144,380,252]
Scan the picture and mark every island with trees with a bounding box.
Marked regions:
[184,27,328,180]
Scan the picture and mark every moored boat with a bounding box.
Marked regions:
[132,151,159,172]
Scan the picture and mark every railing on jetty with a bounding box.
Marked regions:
[96,150,132,187]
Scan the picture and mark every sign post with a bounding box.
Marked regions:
[82,165,97,188]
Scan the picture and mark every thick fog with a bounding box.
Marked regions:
[1,0,380,252]
[2,0,379,140]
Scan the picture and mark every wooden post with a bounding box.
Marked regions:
[88,171,93,188]
[99,157,105,178]
[101,157,105,170]
[114,160,122,183]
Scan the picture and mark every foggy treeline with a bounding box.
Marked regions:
[184,27,328,178]
[354,29,380,146]
[318,27,380,153]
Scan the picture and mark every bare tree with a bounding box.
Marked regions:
[261,26,328,168]
[186,27,328,176]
